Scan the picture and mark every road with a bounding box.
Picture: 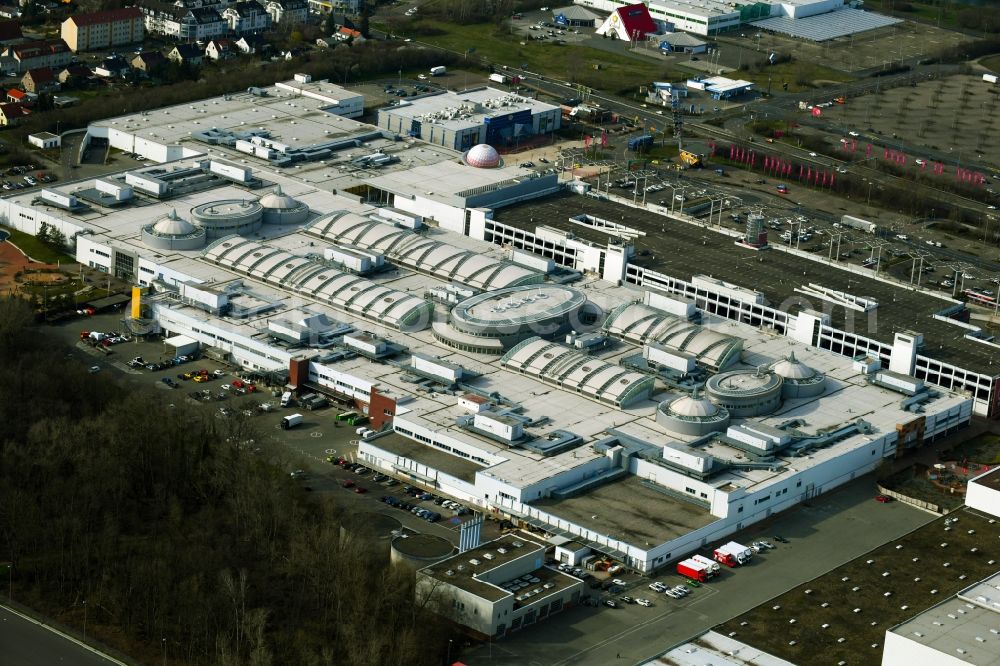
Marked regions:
[0,605,126,666]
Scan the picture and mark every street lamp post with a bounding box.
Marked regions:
[83,600,88,641]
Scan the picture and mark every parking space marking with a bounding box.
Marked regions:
[310,431,323,438]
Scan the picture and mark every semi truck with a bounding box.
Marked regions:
[840,214,877,234]
[430,66,447,76]
[489,73,522,85]
[677,558,711,582]
[713,541,753,567]
[628,135,654,151]
[690,554,721,577]
[280,413,304,429]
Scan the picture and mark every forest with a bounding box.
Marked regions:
[0,297,452,665]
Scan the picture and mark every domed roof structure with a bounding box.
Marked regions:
[656,387,730,436]
[464,143,502,168]
[259,185,299,210]
[771,352,816,380]
[152,209,195,236]
[668,389,721,418]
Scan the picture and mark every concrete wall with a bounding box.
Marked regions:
[966,472,1000,519]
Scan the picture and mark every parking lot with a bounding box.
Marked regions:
[60,311,491,543]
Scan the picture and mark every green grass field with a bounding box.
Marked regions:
[400,21,684,96]
[1,226,74,264]
[738,61,855,93]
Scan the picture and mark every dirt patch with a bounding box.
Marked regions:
[0,241,34,295]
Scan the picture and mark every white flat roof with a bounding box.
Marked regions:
[381,87,559,132]
[888,571,1000,662]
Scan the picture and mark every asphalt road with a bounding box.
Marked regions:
[458,476,935,666]
[0,605,125,666]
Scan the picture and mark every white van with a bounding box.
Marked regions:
[355,426,368,435]
[280,391,292,407]
[361,429,375,439]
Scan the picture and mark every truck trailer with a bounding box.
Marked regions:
[280,413,304,429]
[690,553,721,576]
[430,66,447,76]
[677,558,711,582]
[840,214,877,234]
[713,541,753,567]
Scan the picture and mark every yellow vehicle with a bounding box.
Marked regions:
[679,150,702,167]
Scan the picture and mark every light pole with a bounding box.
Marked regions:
[162,637,167,666]
[446,639,453,665]
[83,600,88,641]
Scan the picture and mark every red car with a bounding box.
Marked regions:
[340,479,355,489]
[353,486,367,494]
[875,494,892,503]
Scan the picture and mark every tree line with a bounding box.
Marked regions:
[0,297,453,665]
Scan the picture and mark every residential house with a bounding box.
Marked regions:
[205,38,235,60]
[141,3,227,42]
[21,67,58,93]
[60,7,144,53]
[235,34,267,55]
[6,39,72,74]
[0,19,22,45]
[94,56,131,78]
[6,88,34,104]
[306,0,359,16]
[223,1,271,34]
[337,25,362,41]
[131,51,167,75]
[167,43,203,66]
[57,64,94,86]
[0,101,30,125]
[264,0,307,26]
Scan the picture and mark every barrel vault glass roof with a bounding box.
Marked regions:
[500,337,654,408]
[306,212,543,291]
[603,303,743,371]
[202,236,433,331]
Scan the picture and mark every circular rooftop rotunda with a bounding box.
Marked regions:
[464,143,502,168]
[141,209,206,251]
[705,368,784,417]
[771,352,826,399]
[259,186,310,225]
[656,388,731,436]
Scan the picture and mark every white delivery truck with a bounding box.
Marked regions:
[280,391,292,407]
[430,66,447,76]
[280,413,303,429]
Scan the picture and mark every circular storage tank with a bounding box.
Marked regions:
[259,186,310,225]
[771,352,825,399]
[191,199,263,239]
[390,533,454,571]
[140,209,206,250]
[340,512,402,563]
[705,368,783,417]
[657,389,731,436]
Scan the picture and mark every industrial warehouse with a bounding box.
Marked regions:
[3,68,997,646]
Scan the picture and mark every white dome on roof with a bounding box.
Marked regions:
[772,352,816,380]
[464,143,502,168]
[668,391,721,418]
[152,209,195,236]
[259,185,299,210]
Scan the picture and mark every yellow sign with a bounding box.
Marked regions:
[131,286,141,319]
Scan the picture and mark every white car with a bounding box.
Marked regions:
[649,582,666,592]
[88,365,100,373]
[664,589,681,599]
[221,384,232,391]
[636,598,652,607]
[418,74,428,80]
[213,369,225,377]
[808,152,817,157]
[612,578,626,586]
[848,131,859,137]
